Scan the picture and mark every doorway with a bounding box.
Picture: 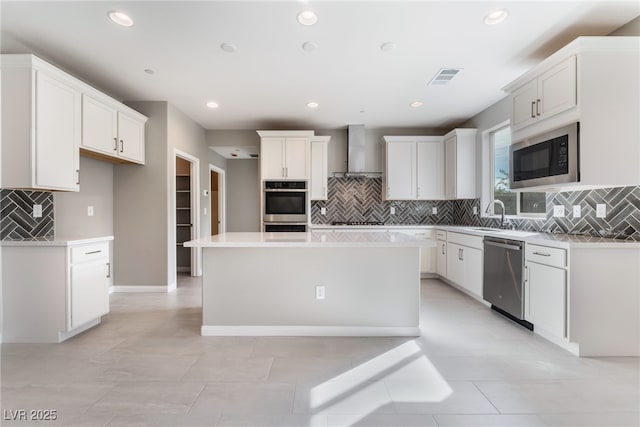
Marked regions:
[174,150,201,281]
[210,165,225,235]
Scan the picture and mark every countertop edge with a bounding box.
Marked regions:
[1,235,114,247]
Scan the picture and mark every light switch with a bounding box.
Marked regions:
[432,207,438,215]
[203,189,209,197]
[390,206,396,215]
[596,204,607,218]
[203,207,207,216]
[33,204,42,218]
[573,205,581,218]
[473,206,478,215]
[553,205,565,217]
[320,207,327,215]
[87,206,94,217]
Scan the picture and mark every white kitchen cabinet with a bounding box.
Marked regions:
[444,232,483,299]
[510,56,576,132]
[81,94,146,164]
[436,230,447,277]
[310,136,331,200]
[1,55,81,191]
[258,131,313,180]
[1,237,113,343]
[397,229,436,274]
[444,129,477,200]
[505,37,639,190]
[69,242,110,329]
[524,243,567,339]
[383,136,444,201]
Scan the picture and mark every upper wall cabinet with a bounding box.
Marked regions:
[2,55,81,191]
[510,56,577,132]
[310,136,331,200]
[257,131,313,180]
[383,136,445,201]
[444,129,477,200]
[504,37,640,189]
[81,94,146,164]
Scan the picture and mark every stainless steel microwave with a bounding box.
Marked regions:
[509,122,579,190]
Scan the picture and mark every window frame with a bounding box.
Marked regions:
[482,121,546,220]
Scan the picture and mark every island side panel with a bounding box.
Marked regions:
[202,246,420,336]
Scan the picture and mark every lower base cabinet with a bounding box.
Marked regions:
[442,232,483,299]
[398,229,436,274]
[2,237,112,343]
[525,243,568,339]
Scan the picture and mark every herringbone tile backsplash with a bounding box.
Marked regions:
[311,179,640,241]
[1,190,54,240]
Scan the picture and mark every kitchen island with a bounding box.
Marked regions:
[185,231,431,336]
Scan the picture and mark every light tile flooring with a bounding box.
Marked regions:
[1,276,639,426]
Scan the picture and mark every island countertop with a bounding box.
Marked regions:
[185,231,433,248]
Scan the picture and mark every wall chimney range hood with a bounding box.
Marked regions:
[334,125,382,178]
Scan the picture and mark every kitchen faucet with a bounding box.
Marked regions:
[485,199,506,228]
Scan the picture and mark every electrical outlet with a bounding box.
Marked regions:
[321,207,327,215]
[432,206,438,215]
[203,189,209,196]
[473,206,478,215]
[390,206,396,215]
[32,204,42,218]
[596,204,607,218]
[573,205,581,218]
[553,205,565,217]
[315,285,325,300]
[87,206,94,217]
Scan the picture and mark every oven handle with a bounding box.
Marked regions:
[484,240,522,251]
[264,189,308,192]
[263,222,308,225]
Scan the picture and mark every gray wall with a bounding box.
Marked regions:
[226,160,260,232]
[114,101,169,287]
[610,16,640,36]
[54,156,113,237]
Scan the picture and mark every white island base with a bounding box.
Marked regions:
[186,232,425,337]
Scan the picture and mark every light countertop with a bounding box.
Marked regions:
[1,236,114,247]
[185,231,432,248]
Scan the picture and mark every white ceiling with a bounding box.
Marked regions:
[1,1,638,130]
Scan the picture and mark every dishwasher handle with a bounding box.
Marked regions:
[484,240,522,251]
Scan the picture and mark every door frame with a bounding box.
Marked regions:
[173,149,201,279]
[209,164,226,234]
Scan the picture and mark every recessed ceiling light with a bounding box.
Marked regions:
[410,101,423,108]
[220,42,237,53]
[307,101,319,109]
[144,69,154,75]
[380,42,397,52]
[302,41,317,52]
[206,101,219,109]
[484,9,508,25]
[108,11,134,27]
[297,10,318,26]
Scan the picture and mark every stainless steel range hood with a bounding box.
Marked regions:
[335,125,382,178]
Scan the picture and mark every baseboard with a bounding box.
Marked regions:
[177,267,191,273]
[533,325,580,356]
[439,277,489,306]
[201,325,420,337]
[112,285,173,293]
[58,318,101,342]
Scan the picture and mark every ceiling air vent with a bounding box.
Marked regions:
[428,68,462,86]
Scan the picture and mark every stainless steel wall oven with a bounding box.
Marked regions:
[263,181,308,231]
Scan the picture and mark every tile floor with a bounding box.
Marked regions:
[1,276,638,426]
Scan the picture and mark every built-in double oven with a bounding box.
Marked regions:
[263,181,308,232]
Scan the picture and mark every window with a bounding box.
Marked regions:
[490,125,546,217]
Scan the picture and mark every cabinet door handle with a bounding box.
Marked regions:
[120,139,124,153]
[458,248,463,261]
[533,251,551,257]
[536,99,541,116]
[525,265,529,283]
[85,250,102,255]
[531,101,536,118]
[76,169,80,185]
[441,243,445,255]
[106,262,111,278]
[113,137,118,151]
[282,167,285,177]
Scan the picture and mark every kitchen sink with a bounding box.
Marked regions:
[471,227,503,232]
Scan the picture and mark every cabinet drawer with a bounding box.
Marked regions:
[447,232,483,250]
[70,242,109,264]
[526,244,566,268]
[435,230,447,240]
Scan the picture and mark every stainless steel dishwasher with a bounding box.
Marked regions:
[483,236,532,329]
